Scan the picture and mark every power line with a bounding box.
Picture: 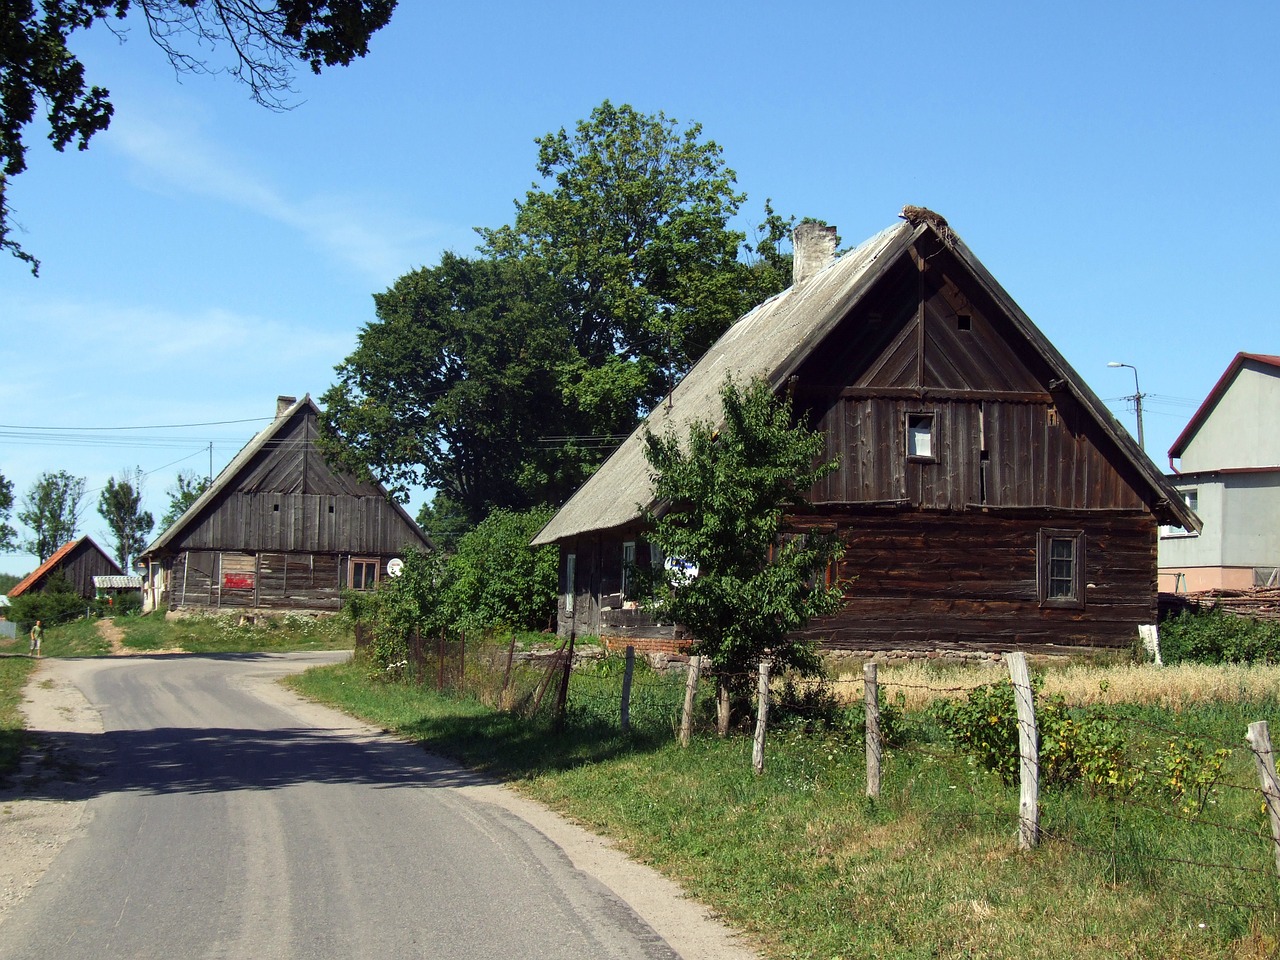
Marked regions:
[0,416,274,431]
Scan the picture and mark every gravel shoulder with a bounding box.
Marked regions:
[0,658,759,960]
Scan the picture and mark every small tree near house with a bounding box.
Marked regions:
[642,375,845,735]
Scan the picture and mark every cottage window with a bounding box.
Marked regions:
[906,413,935,461]
[621,541,636,598]
[565,553,576,614]
[349,558,379,590]
[1037,529,1085,609]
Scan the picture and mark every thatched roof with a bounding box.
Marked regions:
[532,216,1200,545]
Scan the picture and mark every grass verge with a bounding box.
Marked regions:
[288,656,1280,960]
[117,611,355,654]
[0,656,36,782]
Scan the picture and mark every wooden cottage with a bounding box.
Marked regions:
[139,395,430,613]
[532,214,1202,654]
[8,536,123,601]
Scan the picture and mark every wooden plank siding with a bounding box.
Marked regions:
[171,492,409,555]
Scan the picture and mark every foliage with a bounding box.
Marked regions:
[770,674,908,747]
[323,101,800,519]
[415,492,471,551]
[443,506,558,633]
[97,467,154,568]
[17,470,85,561]
[0,0,398,272]
[1158,607,1280,664]
[349,506,557,670]
[0,470,16,551]
[320,254,577,519]
[6,571,88,629]
[481,100,768,412]
[0,571,20,593]
[642,375,844,695]
[932,678,1233,812]
[160,470,211,528]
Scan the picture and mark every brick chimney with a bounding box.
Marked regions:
[792,222,838,286]
[276,396,297,417]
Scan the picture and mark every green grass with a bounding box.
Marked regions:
[0,656,36,782]
[118,611,355,654]
[40,618,112,658]
[288,656,1280,960]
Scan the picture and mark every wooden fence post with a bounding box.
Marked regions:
[1006,651,1040,850]
[865,661,881,798]
[553,630,576,732]
[1247,721,1280,880]
[752,659,772,775]
[501,634,517,710]
[680,655,702,747]
[620,645,635,733]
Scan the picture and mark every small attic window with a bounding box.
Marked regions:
[1047,407,1060,427]
[272,504,280,512]
[328,505,335,514]
[956,313,971,331]
[906,413,935,461]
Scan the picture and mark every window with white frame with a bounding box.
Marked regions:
[1159,488,1199,539]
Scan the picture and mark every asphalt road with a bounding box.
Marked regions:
[0,653,705,960]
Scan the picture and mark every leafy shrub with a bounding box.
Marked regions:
[1158,608,1280,664]
[932,679,1133,791]
[443,506,558,633]
[7,572,89,629]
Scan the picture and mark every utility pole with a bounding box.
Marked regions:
[1107,361,1145,451]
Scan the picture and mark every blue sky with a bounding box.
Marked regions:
[2,1,1275,574]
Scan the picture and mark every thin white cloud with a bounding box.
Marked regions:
[104,108,461,281]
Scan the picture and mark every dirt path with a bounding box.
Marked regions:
[0,659,102,925]
[96,618,126,655]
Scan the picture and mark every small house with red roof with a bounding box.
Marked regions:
[1159,353,1280,591]
[8,536,123,601]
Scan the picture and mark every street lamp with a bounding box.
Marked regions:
[1107,361,1145,451]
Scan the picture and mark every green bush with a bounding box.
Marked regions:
[7,572,90,630]
[1158,607,1280,664]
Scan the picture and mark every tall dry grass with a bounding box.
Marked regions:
[828,659,1280,710]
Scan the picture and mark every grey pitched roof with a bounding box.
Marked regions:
[532,217,1201,545]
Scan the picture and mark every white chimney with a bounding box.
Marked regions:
[792,222,838,286]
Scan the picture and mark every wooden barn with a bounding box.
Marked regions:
[8,536,123,601]
[139,395,430,614]
[531,214,1202,655]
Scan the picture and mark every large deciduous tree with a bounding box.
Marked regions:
[19,470,86,562]
[323,101,800,530]
[1,0,398,272]
[320,253,578,523]
[98,467,154,569]
[642,375,845,735]
[480,100,759,421]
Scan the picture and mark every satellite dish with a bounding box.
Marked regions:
[387,558,405,578]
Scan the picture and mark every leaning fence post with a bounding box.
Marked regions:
[620,645,635,733]
[1006,651,1040,850]
[865,661,881,798]
[1246,721,1280,879]
[752,659,772,775]
[680,655,702,747]
[553,630,576,732]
